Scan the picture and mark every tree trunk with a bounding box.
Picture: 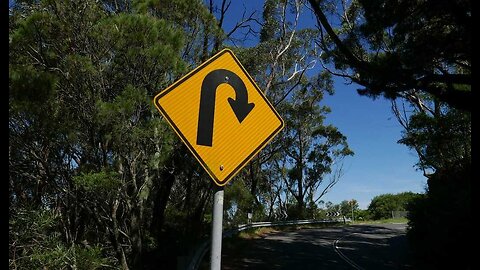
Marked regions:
[130,206,143,269]
[111,197,130,270]
[151,168,175,242]
[249,161,260,206]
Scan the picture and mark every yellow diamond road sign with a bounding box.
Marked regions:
[153,49,284,186]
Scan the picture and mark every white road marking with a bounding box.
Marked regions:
[333,233,365,270]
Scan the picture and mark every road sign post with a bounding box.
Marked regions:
[210,186,224,270]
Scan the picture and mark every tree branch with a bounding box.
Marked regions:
[307,0,369,72]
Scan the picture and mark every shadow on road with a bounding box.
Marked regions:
[336,225,414,270]
[216,224,414,270]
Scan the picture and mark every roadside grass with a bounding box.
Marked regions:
[236,222,345,238]
[237,226,279,239]
[222,218,407,250]
[221,218,408,253]
[222,222,343,252]
[352,217,409,224]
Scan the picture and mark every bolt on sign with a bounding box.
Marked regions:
[153,49,284,186]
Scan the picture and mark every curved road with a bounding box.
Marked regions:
[221,224,413,269]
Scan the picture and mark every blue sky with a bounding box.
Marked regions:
[319,79,427,209]
[221,0,427,209]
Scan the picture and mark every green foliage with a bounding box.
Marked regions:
[93,12,186,83]
[9,0,189,268]
[133,0,222,65]
[75,246,115,270]
[260,0,281,42]
[10,208,58,240]
[9,66,57,111]
[10,208,116,269]
[26,244,112,270]
[309,0,471,111]
[406,161,470,269]
[394,88,470,269]
[278,84,354,218]
[307,2,471,267]
[339,199,359,219]
[227,0,353,223]
[354,209,370,221]
[225,179,256,225]
[305,195,319,219]
[368,192,421,220]
[73,171,120,192]
[285,203,307,220]
[398,108,471,171]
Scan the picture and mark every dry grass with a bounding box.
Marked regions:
[238,227,279,239]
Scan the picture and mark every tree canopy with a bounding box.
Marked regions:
[308,0,471,112]
[307,2,471,266]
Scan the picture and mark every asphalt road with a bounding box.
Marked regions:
[221,223,414,269]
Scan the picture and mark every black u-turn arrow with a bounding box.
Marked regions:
[196,69,255,147]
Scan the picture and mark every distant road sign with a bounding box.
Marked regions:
[154,49,284,186]
[326,211,340,217]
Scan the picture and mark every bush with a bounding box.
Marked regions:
[406,161,471,269]
[9,208,115,269]
[368,192,420,220]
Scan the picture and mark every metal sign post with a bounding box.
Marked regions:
[210,186,224,270]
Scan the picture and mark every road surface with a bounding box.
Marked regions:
[221,223,413,269]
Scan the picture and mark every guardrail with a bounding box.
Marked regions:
[186,218,344,270]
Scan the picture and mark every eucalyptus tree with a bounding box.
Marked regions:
[223,0,354,220]
[232,0,333,215]
[274,78,353,219]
